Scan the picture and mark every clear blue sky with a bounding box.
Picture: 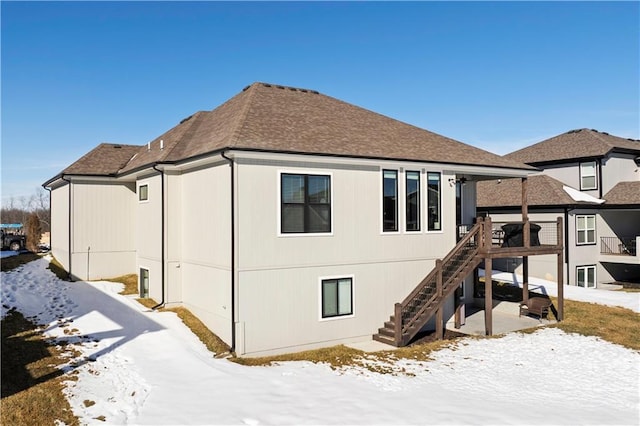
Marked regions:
[2,1,639,206]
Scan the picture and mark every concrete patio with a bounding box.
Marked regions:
[446,299,557,336]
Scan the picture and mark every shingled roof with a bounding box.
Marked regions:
[603,181,640,206]
[477,175,580,208]
[61,143,141,176]
[506,129,640,165]
[119,82,534,173]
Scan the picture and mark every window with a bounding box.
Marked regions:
[580,161,597,190]
[138,184,148,201]
[321,277,353,318]
[139,268,149,298]
[576,265,596,288]
[281,173,331,234]
[427,172,441,231]
[406,171,421,231]
[576,215,596,245]
[382,170,398,232]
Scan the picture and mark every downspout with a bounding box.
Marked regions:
[221,150,236,353]
[152,165,166,310]
[597,158,603,199]
[61,176,73,281]
[42,184,52,256]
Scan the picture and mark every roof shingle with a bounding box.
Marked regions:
[603,181,640,205]
[506,129,640,165]
[120,82,535,173]
[62,143,141,176]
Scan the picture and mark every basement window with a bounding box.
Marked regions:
[321,277,353,319]
[138,184,149,201]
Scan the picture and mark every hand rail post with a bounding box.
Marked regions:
[394,303,402,346]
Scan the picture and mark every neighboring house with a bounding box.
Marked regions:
[478,129,640,288]
[44,82,560,357]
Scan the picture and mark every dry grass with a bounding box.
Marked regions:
[553,298,640,350]
[102,274,138,295]
[47,256,70,280]
[162,307,231,356]
[1,252,41,272]
[1,309,79,426]
[136,298,159,309]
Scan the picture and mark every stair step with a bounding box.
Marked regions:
[384,321,395,329]
[377,327,395,337]
[372,333,397,346]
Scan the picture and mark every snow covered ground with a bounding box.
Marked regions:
[2,257,639,425]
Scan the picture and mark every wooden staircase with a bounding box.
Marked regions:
[373,220,484,347]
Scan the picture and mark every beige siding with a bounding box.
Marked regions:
[602,154,639,194]
[137,174,163,301]
[50,182,70,271]
[234,158,458,356]
[180,162,233,345]
[70,181,136,280]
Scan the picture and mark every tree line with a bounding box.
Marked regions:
[1,188,50,252]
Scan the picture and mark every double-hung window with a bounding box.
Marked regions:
[427,172,441,231]
[321,277,353,318]
[580,161,597,190]
[576,215,596,245]
[382,170,398,232]
[281,173,331,234]
[405,171,421,231]
[576,265,596,288]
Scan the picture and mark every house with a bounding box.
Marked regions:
[478,129,640,288]
[44,82,563,356]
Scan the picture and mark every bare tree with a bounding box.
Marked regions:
[25,212,42,252]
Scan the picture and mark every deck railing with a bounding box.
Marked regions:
[600,236,637,256]
[458,220,561,247]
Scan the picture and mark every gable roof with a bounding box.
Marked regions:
[505,129,640,165]
[603,181,640,206]
[477,175,580,208]
[119,82,534,173]
[61,143,141,176]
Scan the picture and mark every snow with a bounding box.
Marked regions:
[0,250,20,258]
[2,257,639,425]
[563,185,605,204]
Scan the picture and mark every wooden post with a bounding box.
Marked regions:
[484,216,493,251]
[484,257,493,336]
[522,256,529,303]
[557,217,564,321]
[522,177,530,248]
[454,287,462,329]
[436,259,443,340]
[394,303,402,346]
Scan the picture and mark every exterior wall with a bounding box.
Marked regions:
[50,182,70,271]
[136,174,163,300]
[69,180,136,280]
[179,162,232,346]
[602,153,639,195]
[540,163,587,194]
[234,157,459,356]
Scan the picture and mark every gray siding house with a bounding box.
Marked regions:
[478,129,640,287]
[45,82,553,356]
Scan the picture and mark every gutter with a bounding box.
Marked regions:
[151,164,166,310]
[221,150,236,353]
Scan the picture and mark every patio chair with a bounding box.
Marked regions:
[519,297,552,321]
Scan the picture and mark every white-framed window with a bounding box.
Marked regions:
[576,265,596,288]
[405,170,421,232]
[580,161,597,190]
[139,267,149,298]
[427,172,442,231]
[138,184,149,201]
[320,276,354,319]
[576,214,596,245]
[382,169,399,232]
[280,172,332,235]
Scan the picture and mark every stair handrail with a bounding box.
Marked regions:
[398,219,484,336]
